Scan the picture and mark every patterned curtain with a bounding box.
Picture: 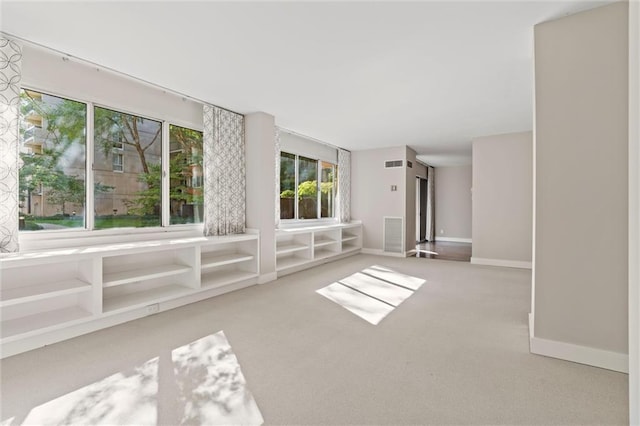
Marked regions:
[0,38,22,253]
[426,166,435,241]
[203,105,245,236]
[337,149,351,223]
[274,127,281,228]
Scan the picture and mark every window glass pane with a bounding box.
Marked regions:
[169,125,203,224]
[280,152,296,219]
[19,89,86,231]
[298,156,318,219]
[320,161,335,218]
[93,107,162,229]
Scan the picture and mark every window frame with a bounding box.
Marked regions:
[279,150,338,225]
[18,85,204,244]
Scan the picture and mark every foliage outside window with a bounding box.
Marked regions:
[93,106,162,229]
[18,90,87,231]
[169,125,204,224]
[18,88,203,232]
[279,151,336,220]
[279,152,296,219]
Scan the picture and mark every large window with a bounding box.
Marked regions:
[169,125,204,224]
[18,88,203,232]
[279,151,336,220]
[18,90,86,231]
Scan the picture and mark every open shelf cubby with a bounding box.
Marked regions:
[0,257,96,340]
[200,237,258,289]
[276,231,312,272]
[101,247,197,313]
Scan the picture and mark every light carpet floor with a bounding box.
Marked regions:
[0,254,629,425]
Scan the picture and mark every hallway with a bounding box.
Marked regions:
[415,241,472,262]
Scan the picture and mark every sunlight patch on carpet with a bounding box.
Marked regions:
[172,330,264,425]
[316,265,425,325]
[22,357,159,425]
[13,331,262,426]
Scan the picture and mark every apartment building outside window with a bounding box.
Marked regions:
[18,88,203,232]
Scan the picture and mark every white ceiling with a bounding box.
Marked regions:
[1,1,613,166]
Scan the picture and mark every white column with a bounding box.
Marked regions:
[245,112,276,283]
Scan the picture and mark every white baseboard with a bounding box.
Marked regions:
[434,237,472,243]
[361,248,415,258]
[258,272,277,284]
[530,336,628,373]
[470,257,532,269]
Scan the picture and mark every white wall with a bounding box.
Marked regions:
[434,166,472,241]
[532,2,628,371]
[20,43,202,130]
[351,146,407,252]
[471,132,532,267]
[279,131,337,164]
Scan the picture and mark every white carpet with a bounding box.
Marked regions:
[5,331,263,426]
[316,265,425,325]
[0,255,628,425]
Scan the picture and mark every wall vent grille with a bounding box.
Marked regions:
[383,217,404,253]
[384,160,404,168]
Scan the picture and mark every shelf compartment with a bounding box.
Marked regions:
[103,283,192,313]
[201,253,254,270]
[276,255,310,271]
[341,245,361,254]
[276,242,309,255]
[103,264,192,288]
[314,239,338,248]
[341,235,358,243]
[0,279,91,308]
[1,306,92,340]
[315,248,338,260]
[202,269,258,289]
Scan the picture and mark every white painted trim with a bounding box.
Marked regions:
[530,336,629,374]
[434,236,472,243]
[528,312,534,339]
[258,272,277,284]
[470,257,532,269]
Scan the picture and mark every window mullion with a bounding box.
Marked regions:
[317,161,321,219]
[161,121,169,227]
[294,155,299,220]
[86,103,95,231]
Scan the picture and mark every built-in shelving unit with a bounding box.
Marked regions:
[275,222,362,276]
[0,231,259,358]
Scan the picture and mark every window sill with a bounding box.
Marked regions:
[18,224,205,252]
[278,218,338,230]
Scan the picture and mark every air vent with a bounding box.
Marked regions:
[385,160,403,168]
[383,217,404,253]
[407,161,413,168]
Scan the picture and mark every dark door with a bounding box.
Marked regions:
[418,177,427,242]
